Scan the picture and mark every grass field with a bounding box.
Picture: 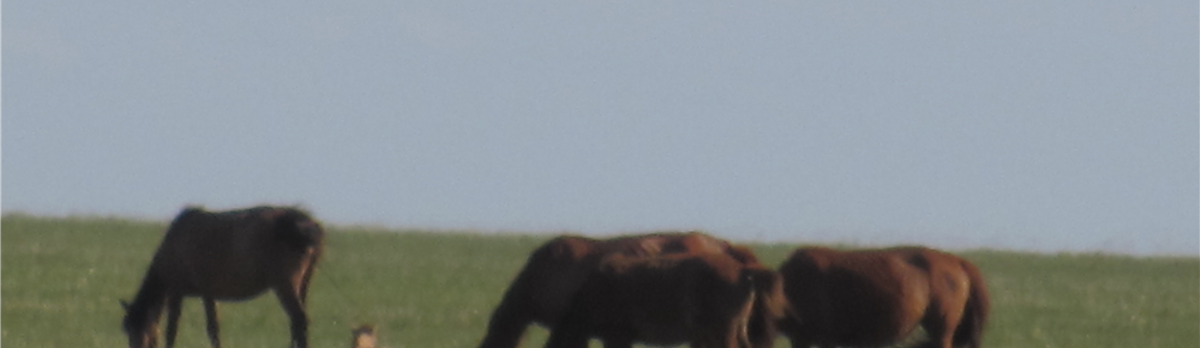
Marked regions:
[2,214,1197,348]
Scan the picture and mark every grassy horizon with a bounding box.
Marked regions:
[2,213,1197,348]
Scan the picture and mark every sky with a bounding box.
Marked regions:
[4,1,1197,256]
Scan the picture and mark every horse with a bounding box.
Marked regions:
[120,205,325,348]
[544,252,781,348]
[477,232,785,348]
[776,246,989,348]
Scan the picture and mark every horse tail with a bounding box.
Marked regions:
[742,266,784,348]
[298,233,324,304]
[273,208,325,252]
[954,259,990,348]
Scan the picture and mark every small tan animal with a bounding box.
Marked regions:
[351,324,377,348]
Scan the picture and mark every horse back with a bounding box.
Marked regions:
[151,206,323,298]
[589,231,729,258]
[501,232,756,328]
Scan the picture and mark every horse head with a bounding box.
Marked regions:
[120,299,160,348]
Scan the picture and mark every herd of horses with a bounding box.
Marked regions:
[120,206,990,348]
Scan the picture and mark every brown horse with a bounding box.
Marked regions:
[120,206,324,348]
[477,232,784,348]
[776,246,989,348]
[544,252,780,348]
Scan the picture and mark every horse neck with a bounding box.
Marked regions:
[125,271,168,330]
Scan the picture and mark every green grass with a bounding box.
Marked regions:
[2,214,1197,348]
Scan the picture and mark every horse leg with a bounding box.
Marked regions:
[203,297,222,348]
[275,286,309,348]
[164,294,183,348]
[920,299,962,348]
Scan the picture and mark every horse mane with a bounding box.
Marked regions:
[122,271,167,333]
[165,206,208,232]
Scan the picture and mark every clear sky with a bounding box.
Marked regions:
[4,1,1197,255]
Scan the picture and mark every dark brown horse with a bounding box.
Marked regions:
[477,232,784,348]
[544,252,780,348]
[777,246,989,348]
[120,206,324,348]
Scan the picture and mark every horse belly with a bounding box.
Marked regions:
[182,263,273,300]
[844,276,930,344]
[202,287,271,301]
[628,315,692,346]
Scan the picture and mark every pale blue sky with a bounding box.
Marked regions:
[4,1,1197,255]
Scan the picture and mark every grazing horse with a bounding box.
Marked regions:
[120,206,324,348]
[776,246,989,348]
[544,252,780,348]
[477,232,784,348]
